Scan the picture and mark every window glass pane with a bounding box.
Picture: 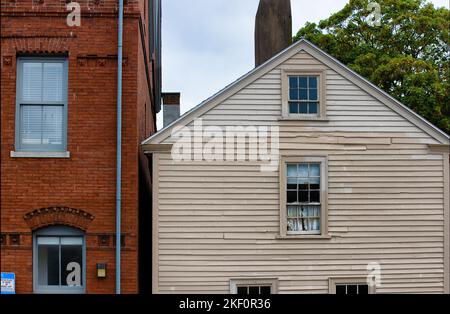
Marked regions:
[38,243,60,286]
[298,178,308,190]
[43,63,64,102]
[358,285,369,294]
[287,218,296,231]
[42,105,63,145]
[61,242,83,286]
[308,76,318,88]
[289,102,299,114]
[289,76,298,88]
[287,206,297,218]
[310,164,320,177]
[22,62,42,102]
[299,77,308,88]
[299,89,308,100]
[336,285,346,295]
[287,178,296,190]
[248,286,260,294]
[20,105,42,145]
[237,286,248,295]
[60,237,83,245]
[260,286,271,295]
[309,102,318,114]
[298,164,308,177]
[311,218,320,230]
[289,88,298,100]
[299,103,308,114]
[298,190,308,203]
[287,164,297,177]
[310,190,320,203]
[347,285,358,295]
[309,88,318,100]
[310,177,320,190]
[287,191,297,203]
[37,237,59,245]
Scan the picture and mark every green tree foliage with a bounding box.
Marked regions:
[294,0,449,135]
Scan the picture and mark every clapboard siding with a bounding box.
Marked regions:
[153,50,447,294]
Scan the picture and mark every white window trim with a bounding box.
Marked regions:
[328,277,376,294]
[15,57,69,153]
[280,68,327,120]
[279,155,329,238]
[230,278,278,294]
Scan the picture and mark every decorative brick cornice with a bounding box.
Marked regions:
[76,54,128,67]
[23,206,95,231]
[1,35,76,54]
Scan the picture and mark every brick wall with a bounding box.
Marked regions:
[0,0,156,294]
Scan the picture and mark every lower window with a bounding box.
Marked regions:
[329,277,375,294]
[335,284,369,295]
[237,285,272,295]
[230,279,277,294]
[33,226,85,294]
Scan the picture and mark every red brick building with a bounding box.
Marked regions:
[0,0,161,293]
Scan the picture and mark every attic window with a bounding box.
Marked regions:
[281,69,327,120]
[288,76,319,115]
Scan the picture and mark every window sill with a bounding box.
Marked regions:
[278,117,329,122]
[10,151,70,158]
[276,234,332,240]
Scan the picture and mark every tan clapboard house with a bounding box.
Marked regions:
[143,38,450,294]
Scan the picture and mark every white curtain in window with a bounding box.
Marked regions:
[287,205,320,232]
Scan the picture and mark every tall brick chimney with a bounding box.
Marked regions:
[255,0,292,67]
[162,92,181,127]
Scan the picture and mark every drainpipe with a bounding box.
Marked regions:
[116,0,124,294]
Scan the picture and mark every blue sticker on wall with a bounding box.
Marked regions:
[1,272,15,294]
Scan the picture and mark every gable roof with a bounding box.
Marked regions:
[143,39,450,145]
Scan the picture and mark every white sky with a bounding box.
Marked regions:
[157,0,449,129]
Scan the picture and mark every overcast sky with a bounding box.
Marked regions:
[157,0,449,129]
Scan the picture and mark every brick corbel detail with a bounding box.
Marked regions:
[10,36,74,54]
[23,206,95,231]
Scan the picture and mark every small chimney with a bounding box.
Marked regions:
[255,0,292,67]
[162,92,181,127]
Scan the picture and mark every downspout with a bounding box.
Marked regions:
[116,0,124,294]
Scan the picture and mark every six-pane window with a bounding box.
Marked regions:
[288,76,319,115]
[286,163,321,233]
[16,58,67,151]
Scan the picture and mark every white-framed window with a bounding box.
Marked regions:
[286,162,321,233]
[15,57,68,152]
[33,226,85,294]
[329,277,375,294]
[279,156,328,237]
[230,279,278,295]
[288,76,319,115]
[281,69,327,119]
